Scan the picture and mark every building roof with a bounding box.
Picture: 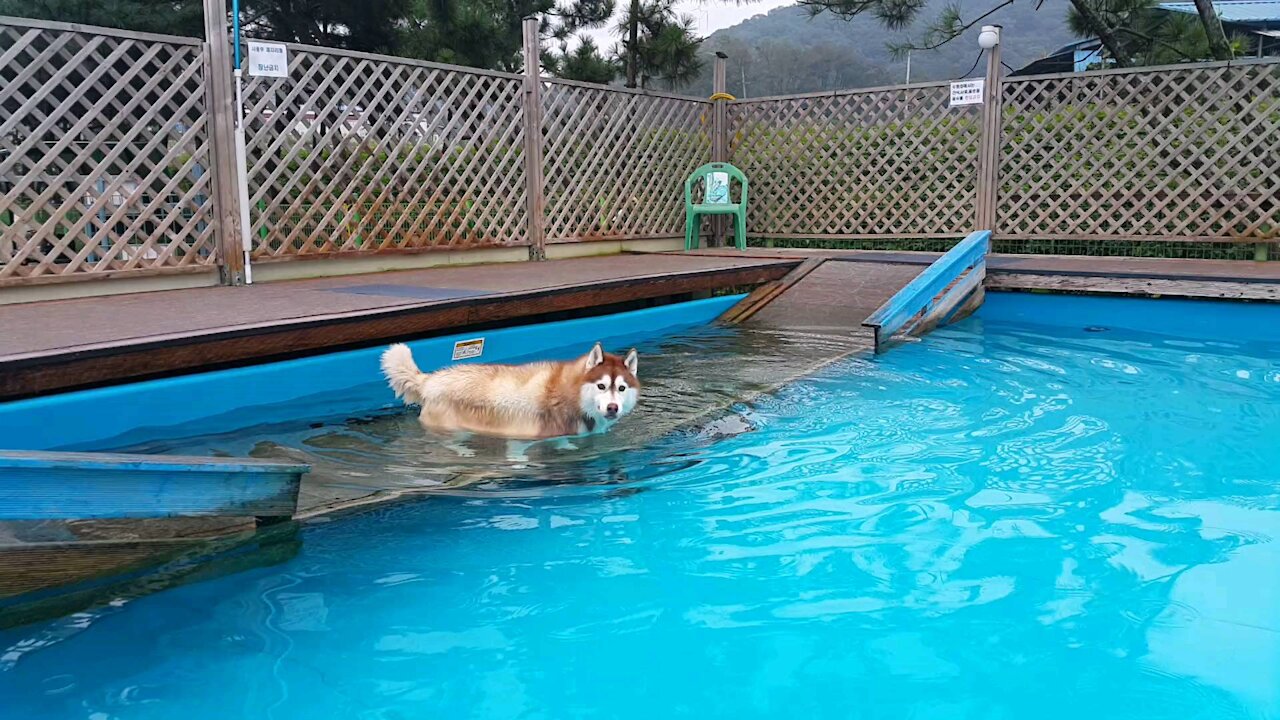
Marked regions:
[1158,1,1280,24]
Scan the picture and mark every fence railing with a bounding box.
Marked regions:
[0,17,219,286]
[728,81,981,240]
[1,12,1277,291]
[541,79,710,244]
[998,59,1280,243]
[731,57,1280,248]
[242,44,529,260]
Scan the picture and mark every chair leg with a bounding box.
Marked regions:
[734,212,747,250]
[684,213,695,250]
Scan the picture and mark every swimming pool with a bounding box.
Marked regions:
[3,293,1279,719]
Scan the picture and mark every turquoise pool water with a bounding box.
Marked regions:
[3,298,1280,719]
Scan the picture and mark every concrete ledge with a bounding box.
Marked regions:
[0,270,219,306]
[249,246,531,282]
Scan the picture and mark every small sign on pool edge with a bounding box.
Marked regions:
[247,42,289,78]
[949,79,984,107]
[452,338,485,361]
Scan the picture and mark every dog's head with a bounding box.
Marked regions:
[580,342,640,425]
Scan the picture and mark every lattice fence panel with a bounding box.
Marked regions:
[541,82,710,243]
[728,84,981,239]
[0,19,218,284]
[1000,60,1280,241]
[243,47,527,258]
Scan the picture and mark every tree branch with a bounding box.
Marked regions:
[1191,0,1234,60]
[1113,26,1199,62]
[1066,0,1131,68]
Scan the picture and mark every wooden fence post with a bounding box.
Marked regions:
[522,17,546,261]
[202,0,247,285]
[711,52,729,248]
[975,26,1003,235]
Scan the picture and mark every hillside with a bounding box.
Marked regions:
[687,1,1076,97]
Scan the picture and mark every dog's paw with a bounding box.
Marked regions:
[445,441,476,458]
[553,438,579,451]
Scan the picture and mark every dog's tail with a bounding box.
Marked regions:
[381,343,427,405]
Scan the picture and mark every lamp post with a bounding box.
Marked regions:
[976,25,1002,233]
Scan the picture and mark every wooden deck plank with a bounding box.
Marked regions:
[741,261,925,351]
[0,254,796,400]
[681,247,1280,284]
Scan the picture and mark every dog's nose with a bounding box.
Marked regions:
[606,403,619,416]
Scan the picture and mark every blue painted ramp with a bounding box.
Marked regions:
[863,230,990,353]
[0,450,308,521]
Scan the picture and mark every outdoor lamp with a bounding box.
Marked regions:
[978,25,1001,50]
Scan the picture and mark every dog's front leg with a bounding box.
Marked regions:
[552,437,579,451]
[505,439,532,464]
[443,432,476,458]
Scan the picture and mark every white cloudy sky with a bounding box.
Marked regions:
[579,0,796,50]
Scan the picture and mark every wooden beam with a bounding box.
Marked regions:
[521,17,546,261]
[202,0,247,285]
[719,257,825,324]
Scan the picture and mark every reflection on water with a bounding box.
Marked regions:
[3,312,1280,719]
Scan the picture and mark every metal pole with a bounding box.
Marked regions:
[203,0,247,285]
[905,49,912,85]
[521,17,546,261]
[975,27,1003,233]
[231,0,253,282]
[711,52,729,248]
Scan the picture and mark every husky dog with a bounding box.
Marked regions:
[380,342,640,440]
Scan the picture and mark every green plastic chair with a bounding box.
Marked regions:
[684,162,748,251]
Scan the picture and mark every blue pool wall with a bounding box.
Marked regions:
[0,295,745,452]
[981,291,1280,344]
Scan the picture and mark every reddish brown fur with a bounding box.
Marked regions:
[537,353,639,437]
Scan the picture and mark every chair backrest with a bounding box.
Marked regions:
[685,162,748,205]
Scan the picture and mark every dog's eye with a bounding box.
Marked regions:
[618,385,627,392]
[597,383,606,390]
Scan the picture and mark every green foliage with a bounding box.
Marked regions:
[546,37,619,83]
[0,0,205,36]
[612,0,704,89]
[1067,0,1253,65]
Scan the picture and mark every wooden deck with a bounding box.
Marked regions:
[0,254,796,401]
[5,248,1279,402]
[685,247,1280,301]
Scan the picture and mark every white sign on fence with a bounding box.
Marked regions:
[949,79,984,107]
[247,42,289,78]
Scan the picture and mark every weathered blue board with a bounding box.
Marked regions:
[863,230,990,352]
[0,450,308,520]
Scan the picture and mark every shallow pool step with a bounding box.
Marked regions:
[0,450,309,522]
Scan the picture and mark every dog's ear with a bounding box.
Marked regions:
[585,342,604,370]
[624,348,638,375]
